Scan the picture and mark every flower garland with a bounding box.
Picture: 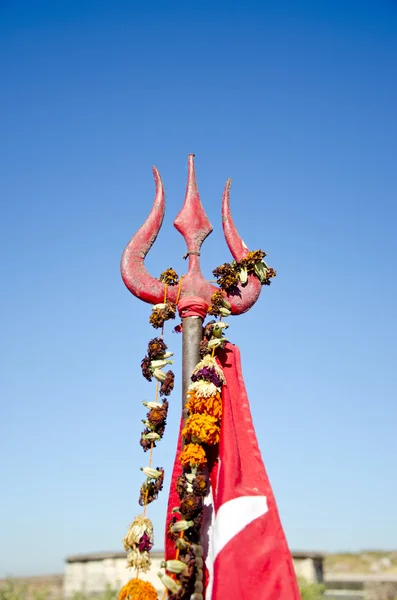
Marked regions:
[119,269,180,599]
[159,321,228,600]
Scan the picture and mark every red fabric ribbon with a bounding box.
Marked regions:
[177,296,209,320]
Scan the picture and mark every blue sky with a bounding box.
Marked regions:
[1,0,396,578]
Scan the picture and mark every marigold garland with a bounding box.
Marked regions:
[118,578,158,600]
[182,413,220,445]
[179,443,208,468]
[186,390,222,419]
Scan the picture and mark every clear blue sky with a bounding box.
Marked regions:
[1,0,396,578]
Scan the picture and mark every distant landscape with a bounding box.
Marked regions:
[325,552,397,575]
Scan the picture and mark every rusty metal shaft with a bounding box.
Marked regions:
[181,316,203,419]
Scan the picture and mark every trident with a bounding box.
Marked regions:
[120,154,262,418]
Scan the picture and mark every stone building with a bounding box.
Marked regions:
[64,550,324,598]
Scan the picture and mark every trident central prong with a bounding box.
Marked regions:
[121,155,262,314]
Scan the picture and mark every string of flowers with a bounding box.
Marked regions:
[118,269,179,600]
[212,248,276,294]
[159,321,228,600]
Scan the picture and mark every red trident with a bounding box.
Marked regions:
[121,154,263,408]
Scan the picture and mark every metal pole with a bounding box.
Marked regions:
[181,316,203,420]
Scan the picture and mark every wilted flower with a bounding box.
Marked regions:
[149,308,166,329]
[160,370,175,396]
[176,474,188,498]
[192,472,209,497]
[179,494,203,520]
[126,548,151,573]
[147,401,168,426]
[199,339,211,357]
[138,467,164,504]
[204,320,216,340]
[122,514,153,551]
[159,268,179,286]
[191,366,223,388]
[140,429,154,452]
[188,380,219,398]
[147,337,168,359]
[212,262,240,291]
[138,531,153,553]
[241,249,267,272]
[141,356,152,381]
[208,290,226,316]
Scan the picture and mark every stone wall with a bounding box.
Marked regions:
[63,550,324,598]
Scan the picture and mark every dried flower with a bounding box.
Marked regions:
[191,366,223,388]
[147,337,168,359]
[160,370,175,396]
[179,443,207,468]
[149,308,165,329]
[164,302,177,319]
[176,474,188,498]
[167,516,180,542]
[139,476,162,506]
[186,390,222,420]
[207,290,226,316]
[241,249,267,272]
[147,401,168,426]
[199,339,211,357]
[212,262,240,291]
[192,472,209,497]
[180,494,203,520]
[141,356,152,381]
[182,414,220,446]
[137,532,152,552]
[126,549,151,573]
[122,515,153,551]
[188,380,219,398]
[119,577,158,600]
[159,268,179,286]
[149,302,177,328]
[204,320,216,340]
[139,429,154,452]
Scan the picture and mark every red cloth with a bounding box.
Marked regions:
[165,343,300,599]
[177,297,209,319]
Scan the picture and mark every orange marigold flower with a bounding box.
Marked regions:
[182,414,220,446]
[119,578,157,600]
[179,443,207,468]
[186,390,222,420]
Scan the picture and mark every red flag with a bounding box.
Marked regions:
[165,343,300,599]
